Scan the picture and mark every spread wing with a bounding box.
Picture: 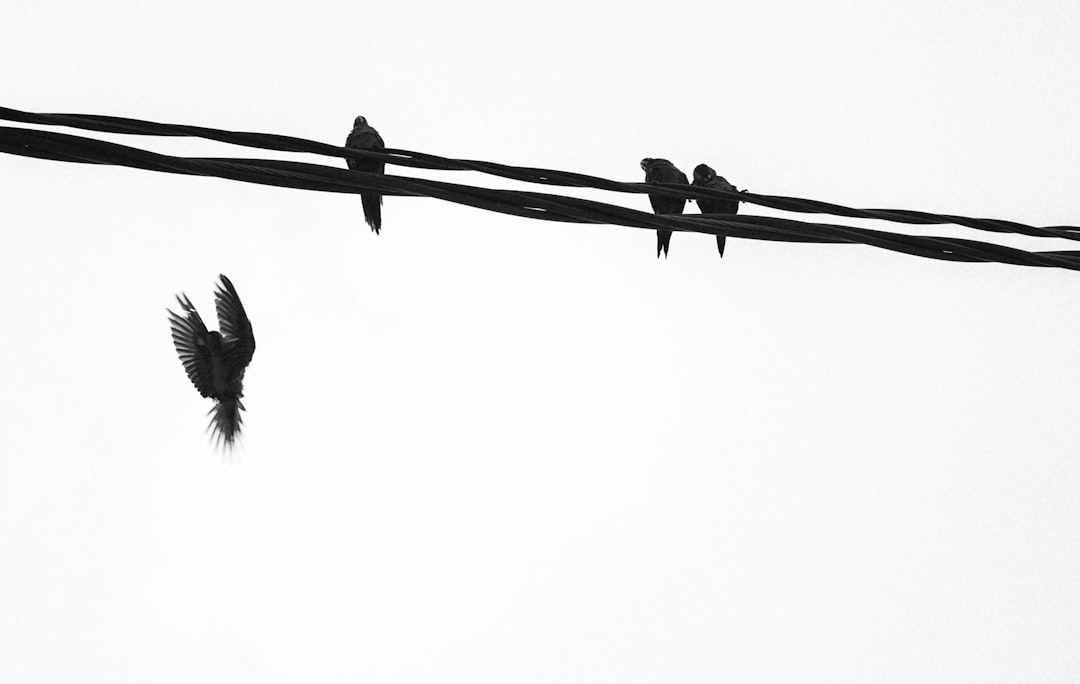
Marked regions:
[214,274,255,371]
[168,294,216,398]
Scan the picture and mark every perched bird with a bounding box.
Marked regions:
[345,115,386,234]
[640,158,689,258]
[692,163,741,257]
[168,275,256,450]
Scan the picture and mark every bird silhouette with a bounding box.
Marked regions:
[640,158,689,258]
[168,275,256,450]
[692,163,741,257]
[345,115,386,234]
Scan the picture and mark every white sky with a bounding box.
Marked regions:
[3,1,1080,682]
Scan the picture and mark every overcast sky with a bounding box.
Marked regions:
[3,2,1079,682]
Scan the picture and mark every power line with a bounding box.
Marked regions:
[2,107,1079,271]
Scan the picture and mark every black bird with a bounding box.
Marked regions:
[692,163,741,257]
[345,115,386,234]
[168,275,256,450]
[640,158,689,258]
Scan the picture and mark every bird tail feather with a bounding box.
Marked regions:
[657,229,671,258]
[208,396,245,450]
[362,192,382,235]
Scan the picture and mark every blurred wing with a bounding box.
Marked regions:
[214,275,255,370]
[168,295,215,398]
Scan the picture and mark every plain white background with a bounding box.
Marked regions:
[2,1,1079,682]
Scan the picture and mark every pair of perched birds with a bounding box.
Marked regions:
[640,159,741,258]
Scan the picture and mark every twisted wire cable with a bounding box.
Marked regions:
[3,118,1080,271]
[3,105,1077,241]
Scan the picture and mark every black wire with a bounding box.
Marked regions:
[3,105,1078,241]
[2,120,1080,272]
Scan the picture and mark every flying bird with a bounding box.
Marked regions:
[168,275,256,450]
[640,158,689,258]
[692,164,742,257]
[345,115,386,234]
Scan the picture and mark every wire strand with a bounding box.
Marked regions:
[2,109,1079,272]
[4,105,1077,241]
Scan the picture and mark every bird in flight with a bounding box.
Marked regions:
[640,158,689,258]
[691,163,741,257]
[168,275,256,451]
[345,115,386,234]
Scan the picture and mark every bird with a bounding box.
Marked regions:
[640,158,689,258]
[345,115,386,234]
[168,275,256,450]
[692,163,741,257]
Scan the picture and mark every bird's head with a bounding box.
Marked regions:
[693,164,716,184]
[353,115,368,128]
[641,158,673,174]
